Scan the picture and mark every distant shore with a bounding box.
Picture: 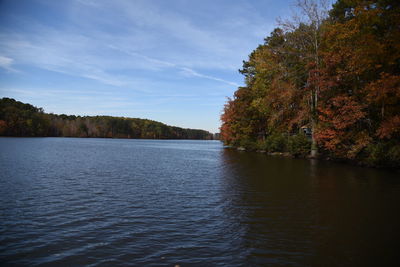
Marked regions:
[0,98,218,140]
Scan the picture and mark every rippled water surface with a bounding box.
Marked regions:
[1,137,399,266]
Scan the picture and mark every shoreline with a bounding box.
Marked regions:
[0,136,219,141]
[224,146,400,171]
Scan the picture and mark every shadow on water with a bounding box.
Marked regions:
[219,149,400,266]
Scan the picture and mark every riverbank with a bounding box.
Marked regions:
[225,145,400,170]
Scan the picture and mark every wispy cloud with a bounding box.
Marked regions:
[0,24,239,88]
[0,0,291,132]
[180,67,240,87]
[0,55,17,72]
[108,45,239,87]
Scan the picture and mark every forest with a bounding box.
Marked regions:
[220,0,400,168]
[0,98,214,140]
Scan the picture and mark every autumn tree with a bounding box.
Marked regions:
[316,0,400,165]
[278,0,331,157]
[220,0,400,167]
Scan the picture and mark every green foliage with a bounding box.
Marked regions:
[365,141,400,168]
[265,133,287,152]
[239,138,258,151]
[0,98,213,140]
[0,97,50,136]
[256,139,268,151]
[288,135,311,157]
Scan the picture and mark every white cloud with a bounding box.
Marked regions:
[108,45,240,87]
[0,0,290,132]
[0,55,16,71]
[180,67,240,87]
[0,24,241,88]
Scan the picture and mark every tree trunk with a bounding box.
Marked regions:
[311,117,318,158]
[310,90,318,158]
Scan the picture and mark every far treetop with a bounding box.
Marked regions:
[0,98,217,140]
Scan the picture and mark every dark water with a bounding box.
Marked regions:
[0,138,399,266]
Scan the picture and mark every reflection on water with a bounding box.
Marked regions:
[0,138,399,266]
[220,149,400,266]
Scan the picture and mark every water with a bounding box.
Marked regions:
[0,138,399,266]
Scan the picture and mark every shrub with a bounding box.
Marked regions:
[256,139,268,151]
[265,133,287,152]
[365,141,400,168]
[288,134,311,157]
[240,138,257,151]
[388,145,400,168]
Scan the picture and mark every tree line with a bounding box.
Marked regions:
[220,0,399,168]
[0,98,214,140]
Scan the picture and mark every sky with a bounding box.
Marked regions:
[0,0,295,133]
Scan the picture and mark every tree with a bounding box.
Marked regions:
[0,98,213,140]
[278,0,331,157]
[220,0,400,167]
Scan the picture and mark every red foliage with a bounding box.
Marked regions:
[377,116,400,139]
[316,95,366,155]
[0,120,7,135]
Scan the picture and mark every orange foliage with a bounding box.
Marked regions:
[377,116,400,139]
[316,95,366,156]
[0,120,7,135]
[221,0,400,165]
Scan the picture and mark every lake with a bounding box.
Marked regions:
[0,137,399,266]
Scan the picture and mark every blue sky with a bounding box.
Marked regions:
[0,0,295,133]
